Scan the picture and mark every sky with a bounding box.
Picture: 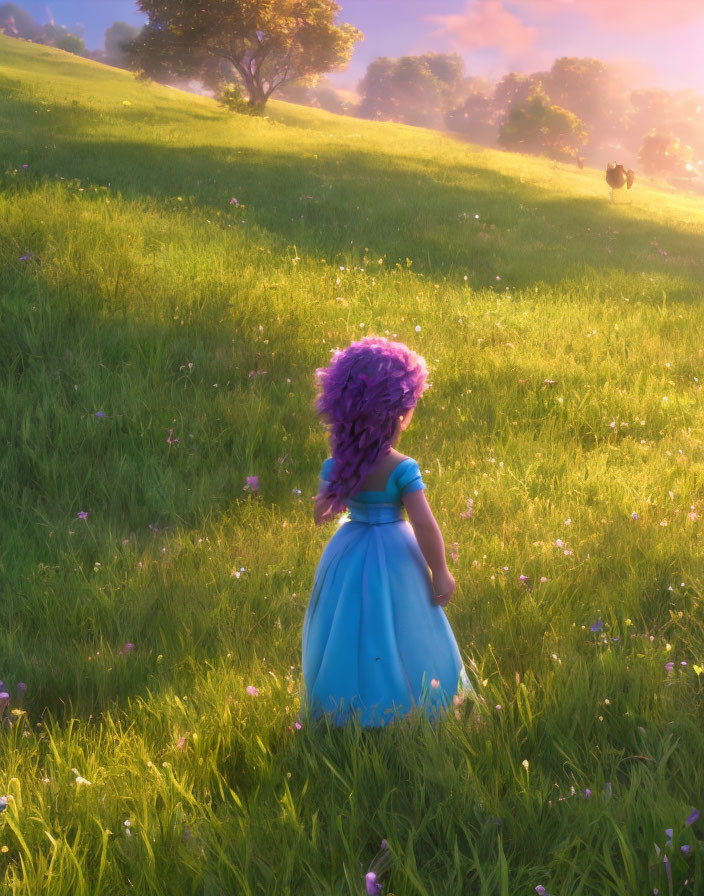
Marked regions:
[17,0,704,92]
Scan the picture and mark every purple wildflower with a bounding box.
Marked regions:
[166,428,179,445]
[519,574,530,583]
[366,837,392,892]
[535,888,548,896]
[366,872,382,895]
[0,692,9,720]
[95,411,106,418]
[245,476,259,492]
[0,796,7,814]
[664,855,672,888]
[364,871,383,896]
[230,197,240,206]
[118,643,135,656]
[590,620,604,632]
[584,789,592,798]
[315,337,428,514]
[460,498,474,518]
[685,809,700,827]
[681,844,692,855]
[665,662,674,672]
[20,252,37,262]
[665,828,673,841]
[246,685,259,696]
[77,511,88,520]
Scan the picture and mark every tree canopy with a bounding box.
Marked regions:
[445,77,494,144]
[638,133,693,179]
[0,2,42,39]
[0,2,85,53]
[498,88,587,162]
[130,0,362,107]
[492,71,545,121]
[358,53,465,128]
[54,33,87,56]
[545,57,624,138]
[104,21,142,68]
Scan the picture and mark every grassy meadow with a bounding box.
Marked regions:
[3,34,704,894]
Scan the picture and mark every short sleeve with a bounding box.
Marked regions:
[396,458,425,496]
[320,457,334,483]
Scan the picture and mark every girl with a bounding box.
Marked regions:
[301,336,474,728]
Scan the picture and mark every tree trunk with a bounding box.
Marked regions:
[241,71,268,109]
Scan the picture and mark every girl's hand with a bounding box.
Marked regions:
[402,491,457,606]
[314,491,335,526]
[432,569,455,606]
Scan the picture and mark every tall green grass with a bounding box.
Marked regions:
[1,35,704,894]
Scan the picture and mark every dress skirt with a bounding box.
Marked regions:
[301,513,474,728]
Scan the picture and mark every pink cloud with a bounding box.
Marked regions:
[429,0,537,58]
[511,0,704,31]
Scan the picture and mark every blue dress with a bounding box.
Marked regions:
[301,456,474,728]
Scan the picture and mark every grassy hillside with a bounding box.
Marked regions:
[2,34,704,894]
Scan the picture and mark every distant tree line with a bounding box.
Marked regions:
[351,53,703,188]
[0,2,141,67]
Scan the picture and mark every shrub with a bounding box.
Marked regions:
[218,82,263,115]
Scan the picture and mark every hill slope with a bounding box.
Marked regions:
[1,35,704,895]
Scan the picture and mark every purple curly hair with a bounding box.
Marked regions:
[315,336,428,513]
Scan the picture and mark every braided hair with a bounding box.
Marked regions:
[315,337,428,514]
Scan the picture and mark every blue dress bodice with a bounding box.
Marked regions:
[320,456,425,524]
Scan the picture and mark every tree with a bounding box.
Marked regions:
[359,56,441,127]
[358,57,396,120]
[666,90,704,160]
[498,87,587,162]
[104,21,142,68]
[55,32,87,56]
[624,88,671,153]
[129,0,362,109]
[545,57,625,137]
[491,71,546,125]
[0,3,43,40]
[625,88,704,167]
[445,77,495,145]
[390,56,445,127]
[421,52,464,92]
[638,133,692,179]
[358,53,464,128]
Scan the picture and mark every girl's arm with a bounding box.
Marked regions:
[402,489,456,605]
[314,484,335,526]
